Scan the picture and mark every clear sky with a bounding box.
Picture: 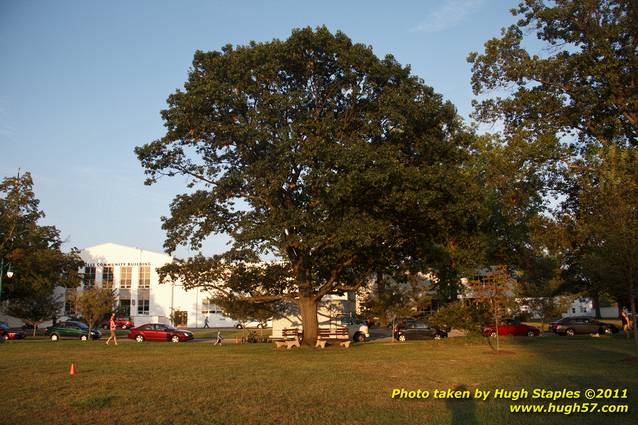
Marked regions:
[0,0,517,258]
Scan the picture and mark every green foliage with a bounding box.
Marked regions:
[469,0,637,151]
[209,294,284,325]
[361,272,434,326]
[565,146,638,300]
[0,172,84,301]
[560,146,638,354]
[136,27,476,340]
[361,279,414,326]
[4,289,63,336]
[514,218,570,324]
[522,296,574,329]
[75,288,115,333]
[469,2,638,350]
[426,301,491,334]
[465,135,555,270]
[467,0,638,273]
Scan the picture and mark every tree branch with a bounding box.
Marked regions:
[314,255,357,301]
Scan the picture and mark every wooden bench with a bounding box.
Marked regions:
[272,328,302,350]
[283,328,302,340]
[274,336,300,349]
[316,327,351,348]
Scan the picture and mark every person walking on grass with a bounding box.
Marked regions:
[106,312,118,345]
[214,330,223,346]
[621,308,631,340]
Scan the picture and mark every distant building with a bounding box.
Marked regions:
[564,297,619,319]
[57,242,238,328]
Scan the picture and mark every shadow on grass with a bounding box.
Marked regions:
[503,335,638,420]
[446,385,478,425]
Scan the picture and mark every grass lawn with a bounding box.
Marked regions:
[1,335,636,425]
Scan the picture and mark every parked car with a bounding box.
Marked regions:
[45,321,102,341]
[551,316,619,336]
[127,323,194,343]
[100,317,134,330]
[337,314,370,342]
[483,319,540,337]
[279,318,369,343]
[394,320,447,341]
[0,321,26,340]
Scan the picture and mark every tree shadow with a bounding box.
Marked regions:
[445,384,478,425]
[499,335,638,422]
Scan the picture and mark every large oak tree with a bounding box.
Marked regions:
[136,27,475,344]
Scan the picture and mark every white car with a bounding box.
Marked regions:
[338,315,369,342]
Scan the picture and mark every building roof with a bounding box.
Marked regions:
[80,242,172,263]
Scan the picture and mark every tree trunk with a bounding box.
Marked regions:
[299,295,319,346]
[592,292,601,319]
[392,318,396,343]
[32,324,37,337]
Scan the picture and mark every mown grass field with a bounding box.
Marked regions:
[1,335,636,425]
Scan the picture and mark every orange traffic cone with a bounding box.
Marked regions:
[70,363,76,376]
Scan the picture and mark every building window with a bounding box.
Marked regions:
[119,299,131,317]
[202,298,223,314]
[137,299,149,315]
[120,266,132,288]
[139,266,150,289]
[83,266,96,288]
[572,308,576,314]
[102,266,114,289]
[137,288,150,315]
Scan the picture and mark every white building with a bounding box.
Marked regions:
[564,297,619,319]
[59,242,238,328]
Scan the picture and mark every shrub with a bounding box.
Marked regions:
[426,301,492,334]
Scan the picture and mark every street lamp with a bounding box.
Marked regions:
[0,257,14,299]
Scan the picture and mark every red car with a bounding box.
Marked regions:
[483,319,540,337]
[0,322,26,340]
[100,317,134,330]
[127,323,194,343]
